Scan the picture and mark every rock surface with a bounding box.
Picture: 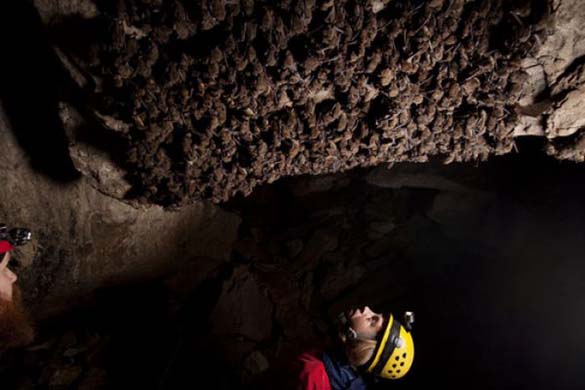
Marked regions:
[210,265,274,342]
[513,0,585,160]
[0,105,240,318]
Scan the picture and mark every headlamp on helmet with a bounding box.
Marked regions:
[0,224,32,255]
[364,312,415,380]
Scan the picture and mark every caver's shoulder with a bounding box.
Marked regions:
[295,349,332,390]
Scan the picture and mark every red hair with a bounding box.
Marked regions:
[0,287,34,352]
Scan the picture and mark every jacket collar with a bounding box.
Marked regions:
[321,350,367,390]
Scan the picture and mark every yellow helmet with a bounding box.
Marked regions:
[365,313,415,380]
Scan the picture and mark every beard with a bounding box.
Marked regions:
[0,286,35,352]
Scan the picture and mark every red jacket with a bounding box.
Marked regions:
[296,350,331,390]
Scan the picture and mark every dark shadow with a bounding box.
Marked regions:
[0,0,80,182]
[160,263,238,390]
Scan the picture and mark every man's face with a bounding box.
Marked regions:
[0,252,17,302]
[347,306,385,339]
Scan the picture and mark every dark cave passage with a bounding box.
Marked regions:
[2,138,585,389]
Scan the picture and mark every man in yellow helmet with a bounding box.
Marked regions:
[294,306,415,389]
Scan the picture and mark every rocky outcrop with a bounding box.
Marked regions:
[513,0,585,161]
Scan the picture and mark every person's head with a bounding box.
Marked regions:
[0,251,17,301]
[339,306,385,366]
[0,251,34,351]
[338,305,415,380]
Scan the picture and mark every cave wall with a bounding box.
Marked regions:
[514,0,585,160]
[0,106,240,319]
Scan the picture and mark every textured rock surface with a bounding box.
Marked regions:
[513,0,585,160]
[0,105,240,318]
[37,0,549,205]
[210,265,273,342]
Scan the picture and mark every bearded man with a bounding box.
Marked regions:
[0,244,34,352]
